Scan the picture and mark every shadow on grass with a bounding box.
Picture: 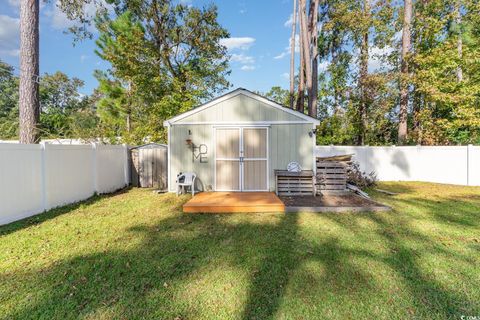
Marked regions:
[391,196,480,228]
[2,189,480,319]
[0,188,131,237]
[2,210,375,319]
[368,213,477,317]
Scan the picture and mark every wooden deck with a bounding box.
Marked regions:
[183,192,285,213]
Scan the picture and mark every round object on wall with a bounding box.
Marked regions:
[287,161,302,172]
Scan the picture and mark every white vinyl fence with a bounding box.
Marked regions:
[316,145,480,186]
[0,143,129,225]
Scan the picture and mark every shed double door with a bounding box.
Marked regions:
[215,127,268,191]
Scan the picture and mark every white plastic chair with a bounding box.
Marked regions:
[176,172,197,196]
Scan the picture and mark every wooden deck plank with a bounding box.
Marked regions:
[183,192,285,213]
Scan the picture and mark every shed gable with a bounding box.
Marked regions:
[175,92,310,124]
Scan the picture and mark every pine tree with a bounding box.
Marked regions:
[19,0,40,143]
[309,0,320,118]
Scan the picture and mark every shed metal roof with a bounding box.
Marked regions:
[130,143,167,150]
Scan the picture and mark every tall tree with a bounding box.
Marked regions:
[357,0,370,145]
[19,0,40,143]
[455,0,463,82]
[289,0,297,109]
[296,5,306,113]
[0,61,19,139]
[309,0,320,118]
[316,0,395,145]
[40,72,86,113]
[411,0,480,145]
[39,72,92,138]
[398,0,412,144]
[94,2,230,143]
[1,60,98,140]
[299,0,313,113]
[263,86,290,106]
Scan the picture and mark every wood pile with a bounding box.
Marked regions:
[275,170,316,196]
[315,154,353,193]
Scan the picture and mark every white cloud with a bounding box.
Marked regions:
[230,54,256,71]
[368,46,394,72]
[319,60,329,72]
[7,0,48,12]
[0,15,20,57]
[281,72,290,80]
[274,34,299,60]
[291,34,300,53]
[284,13,295,27]
[80,54,89,63]
[44,0,111,32]
[230,53,255,65]
[238,1,247,15]
[241,65,255,71]
[44,3,75,30]
[393,30,402,42]
[7,0,21,8]
[221,37,257,70]
[220,37,255,50]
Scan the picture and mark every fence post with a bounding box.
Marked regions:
[467,144,472,186]
[123,144,129,186]
[92,142,98,193]
[415,144,422,182]
[40,142,47,211]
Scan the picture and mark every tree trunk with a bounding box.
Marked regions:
[289,0,297,109]
[309,0,319,118]
[457,33,463,82]
[126,81,132,133]
[299,0,312,112]
[398,0,412,145]
[296,7,306,113]
[19,0,40,144]
[412,89,422,144]
[455,0,463,82]
[331,46,340,114]
[357,0,369,145]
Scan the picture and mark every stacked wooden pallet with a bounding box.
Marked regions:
[275,170,315,196]
[316,159,348,192]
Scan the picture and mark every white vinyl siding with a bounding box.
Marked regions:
[168,123,313,192]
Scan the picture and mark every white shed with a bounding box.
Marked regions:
[163,88,319,193]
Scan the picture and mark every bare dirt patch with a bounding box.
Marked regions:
[280,193,390,212]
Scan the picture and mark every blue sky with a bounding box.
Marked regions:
[0,0,298,95]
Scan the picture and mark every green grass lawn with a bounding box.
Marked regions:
[1,182,479,319]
